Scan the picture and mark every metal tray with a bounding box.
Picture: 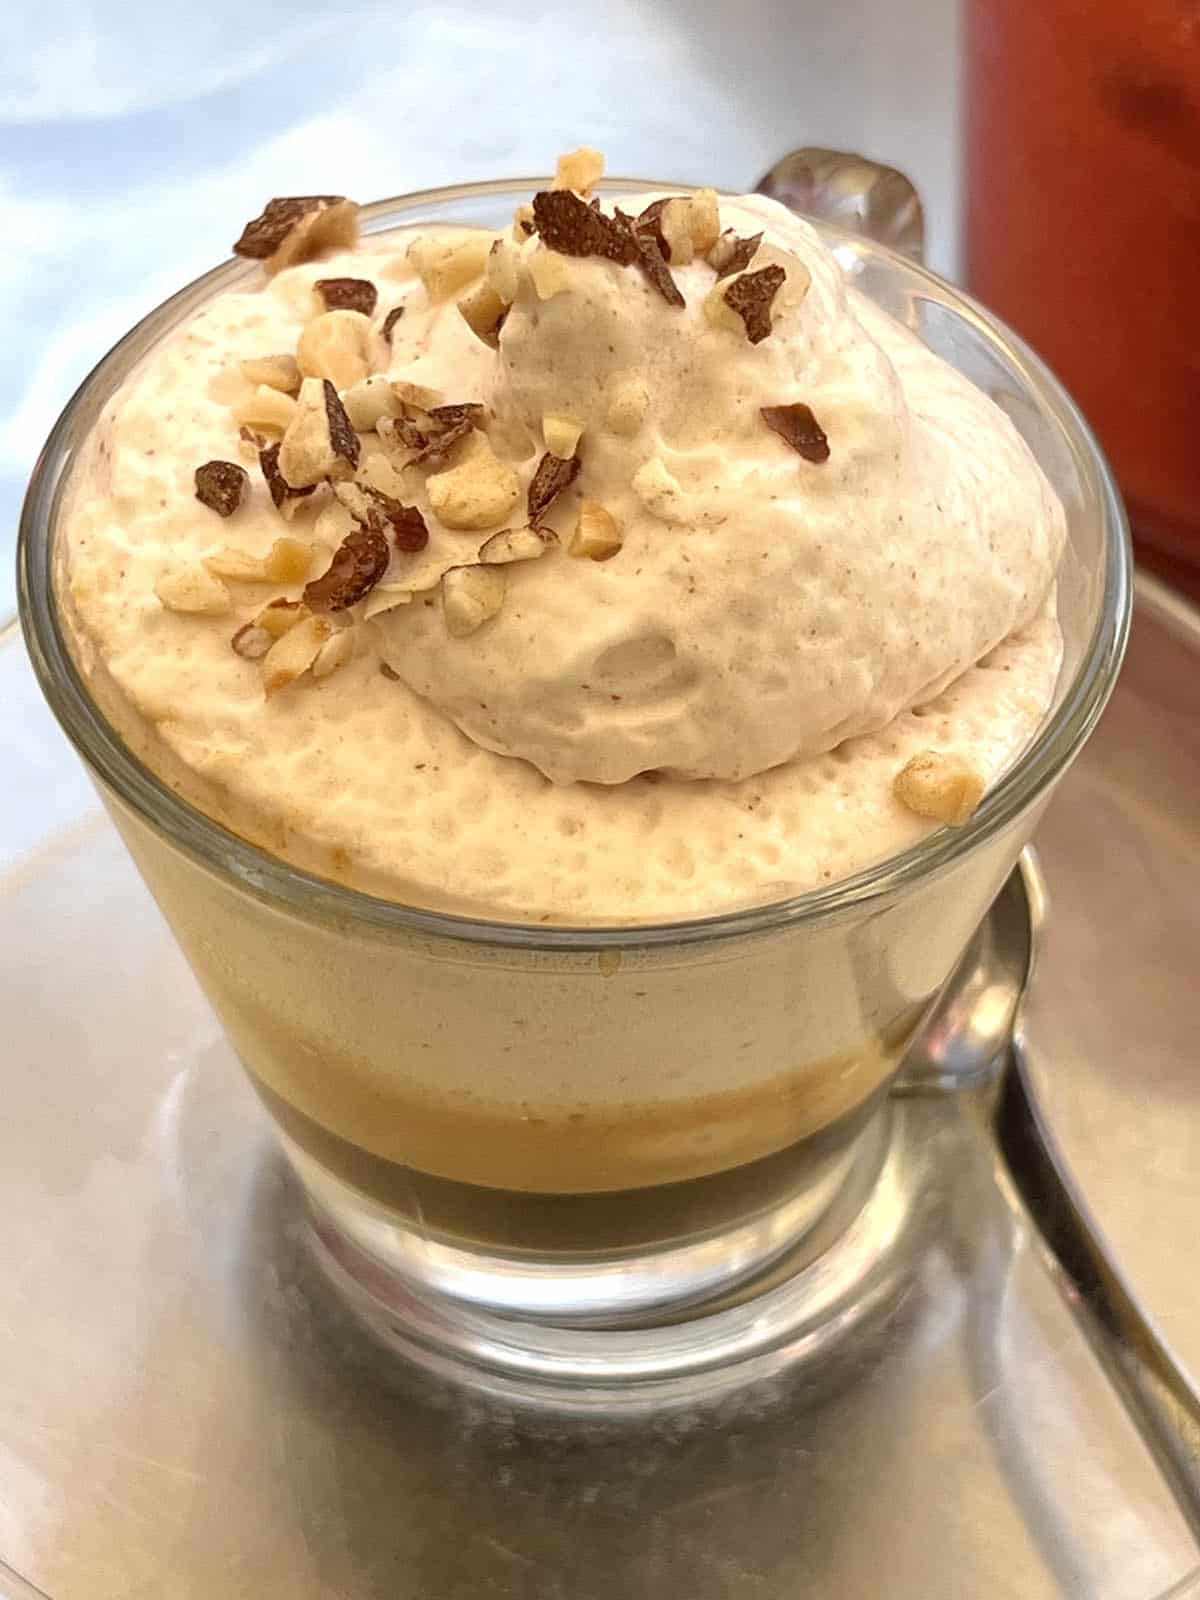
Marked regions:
[1,575,1198,1599]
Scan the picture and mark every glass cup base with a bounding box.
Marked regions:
[295,1101,933,1411]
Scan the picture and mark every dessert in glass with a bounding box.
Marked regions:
[19,150,1129,1387]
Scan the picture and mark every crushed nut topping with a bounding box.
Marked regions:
[478,525,557,564]
[304,524,390,611]
[239,353,302,394]
[543,412,584,459]
[760,402,830,464]
[458,281,508,348]
[722,264,786,344]
[605,374,649,436]
[296,309,370,390]
[428,446,521,531]
[255,597,312,638]
[311,627,356,679]
[442,564,506,637]
[155,565,231,614]
[333,481,429,551]
[381,305,405,340]
[570,499,623,561]
[527,450,581,522]
[259,441,316,514]
[233,196,359,276]
[408,235,491,301]
[341,374,400,432]
[205,536,313,583]
[194,459,248,517]
[279,378,360,488]
[315,277,378,316]
[408,416,474,468]
[531,189,639,264]
[262,614,333,696]
[552,146,605,195]
[527,246,573,299]
[893,751,985,826]
[231,623,273,660]
[233,385,297,437]
[708,229,763,279]
[486,238,520,305]
[626,222,685,307]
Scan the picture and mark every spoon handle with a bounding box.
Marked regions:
[996,1046,1200,1543]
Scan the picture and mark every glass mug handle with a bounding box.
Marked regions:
[754,147,926,262]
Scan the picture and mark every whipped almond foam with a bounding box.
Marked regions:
[60,168,1065,923]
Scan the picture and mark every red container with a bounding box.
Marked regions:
[965,0,1200,597]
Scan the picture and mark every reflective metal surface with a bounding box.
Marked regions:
[1,575,1199,1597]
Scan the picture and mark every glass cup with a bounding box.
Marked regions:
[18,179,1130,1390]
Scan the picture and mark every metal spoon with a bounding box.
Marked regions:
[907,852,1200,1543]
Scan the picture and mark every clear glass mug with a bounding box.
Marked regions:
[18,174,1129,1380]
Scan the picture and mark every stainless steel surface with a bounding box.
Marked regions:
[2,577,1200,1597]
[0,0,961,620]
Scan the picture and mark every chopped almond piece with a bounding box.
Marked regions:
[296,310,371,391]
[231,623,273,660]
[543,412,584,459]
[311,628,356,679]
[458,282,508,348]
[407,235,492,301]
[233,385,297,437]
[527,246,572,300]
[478,525,557,564]
[442,564,506,637]
[254,598,312,639]
[570,500,623,560]
[687,188,721,253]
[261,614,333,695]
[204,536,314,584]
[893,751,985,826]
[512,203,536,241]
[427,446,521,531]
[486,238,520,305]
[659,199,695,266]
[552,146,605,195]
[631,457,688,523]
[605,374,649,436]
[233,196,359,276]
[154,566,231,614]
[239,354,301,395]
[279,377,359,488]
[342,375,402,432]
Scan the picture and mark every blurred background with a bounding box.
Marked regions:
[5,0,1199,613]
[0,0,958,617]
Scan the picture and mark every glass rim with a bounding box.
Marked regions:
[17,177,1132,951]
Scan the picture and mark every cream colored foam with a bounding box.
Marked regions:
[61,200,1064,923]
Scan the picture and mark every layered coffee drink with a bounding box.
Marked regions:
[53,150,1065,1298]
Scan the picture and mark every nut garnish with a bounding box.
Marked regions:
[154,565,232,615]
[194,459,248,517]
[239,354,302,394]
[605,374,649,436]
[390,379,444,412]
[659,198,696,266]
[442,564,506,637]
[687,188,721,253]
[261,614,333,696]
[381,305,405,341]
[512,203,535,240]
[363,586,414,620]
[259,441,317,515]
[527,450,581,522]
[408,416,475,469]
[407,235,492,301]
[233,385,298,437]
[205,536,314,583]
[708,229,763,279]
[552,146,605,195]
[255,598,312,639]
[341,374,402,432]
[303,524,391,611]
[893,751,985,826]
[532,189,639,264]
[478,525,557,564]
[631,457,688,523]
[722,264,786,344]
[457,281,508,348]
[312,627,356,679]
[527,246,573,300]
[231,623,273,660]
[279,378,360,488]
[570,500,623,560]
[315,277,378,316]
[296,310,371,390]
[333,481,429,551]
[233,196,359,276]
[543,413,584,459]
[486,238,520,305]
[629,225,685,307]
[427,445,521,531]
[760,402,830,464]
